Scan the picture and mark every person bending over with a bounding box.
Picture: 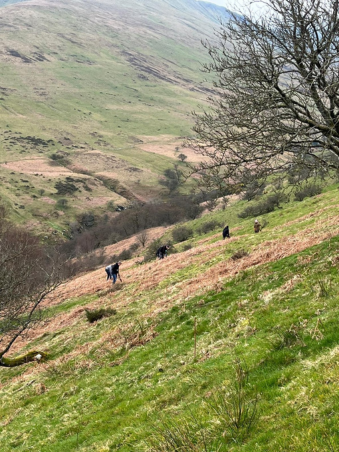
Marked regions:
[156,245,170,260]
[111,261,122,284]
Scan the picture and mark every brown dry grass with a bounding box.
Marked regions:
[1,159,74,177]
[7,208,339,373]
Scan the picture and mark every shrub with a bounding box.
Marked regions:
[182,243,192,251]
[129,242,140,252]
[197,220,221,235]
[206,360,259,442]
[172,226,193,242]
[231,249,249,260]
[85,308,117,323]
[117,248,132,261]
[146,413,212,452]
[238,192,286,218]
[110,283,124,292]
[178,153,187,162]
[69,250,106,275]
[242,180,266,201]
[144,238,162,262]
[136,230,149,247]
[56,198,68,208]
[273,324,305,350]
[55,180,78,195]
[294,184,322,201]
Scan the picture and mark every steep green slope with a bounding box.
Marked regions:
[0,0,228,233]
[1,186,339,451]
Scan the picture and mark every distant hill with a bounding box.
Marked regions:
[0,0,231,237]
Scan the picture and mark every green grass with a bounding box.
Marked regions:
[1,184,339,451]
[0,0,222,236]
[0,0,220,232]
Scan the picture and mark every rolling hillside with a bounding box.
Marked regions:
[0,0,229,235]
[1,186,339,451]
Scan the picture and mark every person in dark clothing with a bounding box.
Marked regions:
[222,225,230,239]
[156,245,170,260]
[111,261,122,284]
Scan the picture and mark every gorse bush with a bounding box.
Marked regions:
[172,226,193,242]
[294,184,322,201]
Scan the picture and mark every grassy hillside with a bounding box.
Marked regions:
[0,0,227,235]
[1,185,339,451]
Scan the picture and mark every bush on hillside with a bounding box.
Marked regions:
[56,198,68,209]
[60,196,203,262]
[143,238,163,262]
[117,248,132,261]
[182,243,192,251]
[294,184,322,201]
[129,242,140,252]
[273,324,305,350]
[238,192,286,218]
[242,180,266,201]
[197,220,222,235]
[110,283,124,292]
[231,249,249,260]
[69,250,106,276]
[172,226,193,242]
[55,180,78,196]
[85,308,117,323]
[287,165,312,185]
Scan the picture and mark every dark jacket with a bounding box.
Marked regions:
[156,246,168,258]
[111,263,120,275]
[222,226,230,239]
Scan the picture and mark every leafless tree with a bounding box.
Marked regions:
[0,208,66,366]
[188,0,339,193]
[137,230,149,248]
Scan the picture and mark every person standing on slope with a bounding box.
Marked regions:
[254,219,261,233]
[222,225,230,239]
[156,245,170,260]
[111,261,122,284]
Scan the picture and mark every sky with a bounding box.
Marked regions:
[204,0,266,15]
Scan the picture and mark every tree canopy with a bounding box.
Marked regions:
[189,0,339,192]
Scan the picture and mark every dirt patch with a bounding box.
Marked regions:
[77,196,115,208]
[139,143,203,163]
[40,197,56,205]
[138,135,204,164]
[72,150,128,173]
[1,159,73,177]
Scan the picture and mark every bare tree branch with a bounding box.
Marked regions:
[187,0,339,191]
